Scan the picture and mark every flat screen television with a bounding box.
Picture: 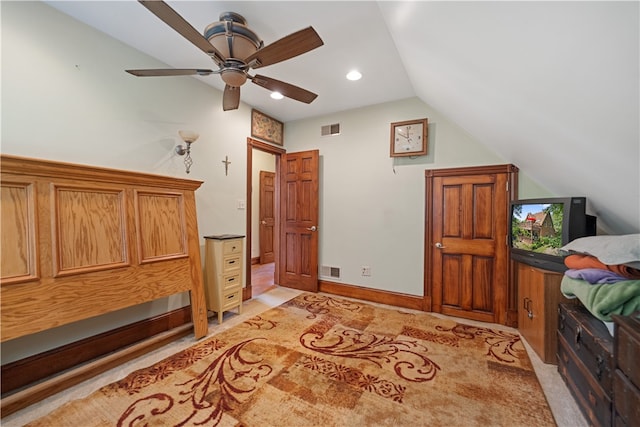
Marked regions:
[509,197,596,272]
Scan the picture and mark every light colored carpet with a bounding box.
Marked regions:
[3,287,587,426]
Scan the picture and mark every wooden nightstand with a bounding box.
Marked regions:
[203,234,244,324]
[516,262,575,364]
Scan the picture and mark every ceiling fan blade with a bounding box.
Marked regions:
[251,74,318,104]
[126,69,214,77]
[244,27,323,69]
[138,0,225,64]
[223,85,241,111]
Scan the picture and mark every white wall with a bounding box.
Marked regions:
[1,1,250,362]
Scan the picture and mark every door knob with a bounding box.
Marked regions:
[306,226,317,232]
[435,242,445,248]
[261,220,267,225]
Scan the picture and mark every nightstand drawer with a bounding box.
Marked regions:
[221,273,241,291]
[223,255,242,272]
[221,288,241,310]
[223,240,242,255]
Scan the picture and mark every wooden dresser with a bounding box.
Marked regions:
[612,312,640,427]
[203,235,244,324]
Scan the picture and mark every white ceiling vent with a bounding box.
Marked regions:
[321,123,340,137]
[320,265,341,280]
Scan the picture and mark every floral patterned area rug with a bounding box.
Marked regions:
[28,293,555,426]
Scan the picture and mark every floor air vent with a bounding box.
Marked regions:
[321,123,340,136]
[320,265,341,279]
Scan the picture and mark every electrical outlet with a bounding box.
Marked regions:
[361,266,371,276]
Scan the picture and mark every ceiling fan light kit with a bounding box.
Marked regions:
[126,1,324,111]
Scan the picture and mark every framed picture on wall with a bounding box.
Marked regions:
[251,109,284,146]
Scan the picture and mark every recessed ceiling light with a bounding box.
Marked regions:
[270,91,284,100]
[346,70,362,81]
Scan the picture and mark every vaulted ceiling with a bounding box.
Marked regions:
[45,1,639,235]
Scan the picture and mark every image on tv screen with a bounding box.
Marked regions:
[511,203,564,256]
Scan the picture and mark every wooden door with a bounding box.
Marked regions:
[425,164,518,325]
[279,150,319,292]
[259,170,275,264]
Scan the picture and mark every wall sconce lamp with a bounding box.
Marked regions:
[176,130,199,174]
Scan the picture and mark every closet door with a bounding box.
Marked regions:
[425,164,518,326]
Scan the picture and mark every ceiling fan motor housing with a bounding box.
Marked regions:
[204,12,263,62]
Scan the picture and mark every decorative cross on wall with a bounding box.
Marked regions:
[222,156,231,176]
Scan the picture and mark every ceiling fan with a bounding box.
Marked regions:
[126,0,324,111]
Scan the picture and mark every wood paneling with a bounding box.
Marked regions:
[135,191,187,262]
[0,155,208,342]
[53,185,127,275]
[0,181,37,284]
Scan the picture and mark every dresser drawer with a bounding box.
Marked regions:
[222,255,242,273]
[614,369,640,427]
[558,333,612,427]
[558,304,614,395]
[614,315,640,389]
[223,239,243,255]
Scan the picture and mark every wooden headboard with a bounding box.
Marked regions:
[1,155,208,342]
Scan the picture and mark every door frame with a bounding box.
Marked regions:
[245,137,286,300]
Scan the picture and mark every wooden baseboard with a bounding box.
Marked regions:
[243,285,252,300]
[319,280,424,311]
[1,306,192,397]
[251,256,260,265]
[0,324,193,417]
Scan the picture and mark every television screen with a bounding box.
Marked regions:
[509,197,594,272]
[510,202,565,257]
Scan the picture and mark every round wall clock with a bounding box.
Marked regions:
[390,118,428,157]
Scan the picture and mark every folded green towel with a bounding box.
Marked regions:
[561,276,640,321]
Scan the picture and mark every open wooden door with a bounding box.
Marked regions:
[259,170,275,264]
[279,150,319,292]
[425,164,518,326]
